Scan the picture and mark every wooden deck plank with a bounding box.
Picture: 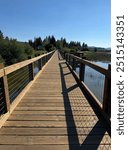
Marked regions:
[0,135,110,145]
[18,101,90,105]
[3,120,105,128]
[0,127,109,136]
[0,51,111,149]
[11,110,96,116]
[15,107,94,111]
[0,145,111,150]
[8,114,98,121]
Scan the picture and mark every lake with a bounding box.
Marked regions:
[76,61,110,103]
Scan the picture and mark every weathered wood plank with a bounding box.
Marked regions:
[4,120,101,128]
[0,127,109,135]
[17,101,91,106]
[12,110,96,115]
[8,114,98,121]
[0,145,111,150]
[15,106,94,111]
[0,135,110,145]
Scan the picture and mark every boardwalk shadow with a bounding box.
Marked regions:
[59,61,110,150]
[59,62,79,150]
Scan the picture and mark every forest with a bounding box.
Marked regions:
[0,30,110,66]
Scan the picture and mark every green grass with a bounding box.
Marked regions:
[83,51,111,62]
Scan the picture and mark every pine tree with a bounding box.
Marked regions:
[0,30,4,39]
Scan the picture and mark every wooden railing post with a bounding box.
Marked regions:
[64,52,66,59]
[38,59,42,70]
[0,63,10,112]
[41,57,44,66]
[29,63,34,81]
[103,64,111,117]
[28,57,34,81]
[65,54,68,62]
[72,58,75,70]
[69,55,71,65]
[66,55,68,62]
[45,55,48,63]
[37,54,42,70]
[79,63,85,81]
[43,56,46,64]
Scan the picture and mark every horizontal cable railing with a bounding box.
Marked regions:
[0,50,55,117]
[60,50,111,120]
[33,60,40,77]
[7,65,30,103]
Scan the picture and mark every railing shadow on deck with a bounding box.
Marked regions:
[59,61,110,150]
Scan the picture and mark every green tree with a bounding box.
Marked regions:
[61,38,67,47]
[34,37,43,50]
[56,40,63,49]
[0,30,4,39]
[45,43,54,52]
[82,43,88,51]
[50,36,56,46]
[28,40,34,48]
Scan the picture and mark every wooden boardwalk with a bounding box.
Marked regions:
[0,51,111,150]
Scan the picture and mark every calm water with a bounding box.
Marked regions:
[76,61,110,103]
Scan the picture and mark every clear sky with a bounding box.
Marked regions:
[0,0,110,47]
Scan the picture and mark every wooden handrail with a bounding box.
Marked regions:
[3,51,55,75]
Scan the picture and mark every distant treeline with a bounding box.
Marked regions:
[28,36,111,53]
[0,30,110,66]
[28,36,88,53]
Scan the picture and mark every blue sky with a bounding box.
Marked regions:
[0,0,110,47]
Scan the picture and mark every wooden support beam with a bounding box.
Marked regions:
[65,54,68,62]
[68,55,71,65]
[79,63,85,81]
[38,59,42,70]
[72,58,75,70]
[0,63,10,112]
[27,58,34,81]
[103,64,111,117]
[28,63,34,81]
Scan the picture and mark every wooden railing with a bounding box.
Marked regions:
[0,51,55,126]
[60,50,111,123]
